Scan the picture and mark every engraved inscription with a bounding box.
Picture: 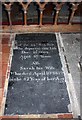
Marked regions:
[10,37,64,83]
[5,34,70,115]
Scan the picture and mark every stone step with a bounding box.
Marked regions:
[0,113,73,119]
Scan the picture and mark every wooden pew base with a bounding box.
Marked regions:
[1,24,81,33]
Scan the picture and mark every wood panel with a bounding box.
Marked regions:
[2,24,81,33]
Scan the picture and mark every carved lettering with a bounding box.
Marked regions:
[10,37,64,83]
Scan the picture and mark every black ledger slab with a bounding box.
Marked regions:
[4,33,70,115]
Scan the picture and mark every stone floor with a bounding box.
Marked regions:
[0,34,11,114]
[0,32,81,119]
[61,33,80,102]
[60,33,81,117]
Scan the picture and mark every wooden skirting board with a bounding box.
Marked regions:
[1,24,81,33]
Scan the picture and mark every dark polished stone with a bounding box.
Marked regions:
[5,33,70,115]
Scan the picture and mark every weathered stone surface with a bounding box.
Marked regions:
[5,33,70,115]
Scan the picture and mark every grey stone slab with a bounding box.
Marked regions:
[4,33,70,115]
[61,33,81,116]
